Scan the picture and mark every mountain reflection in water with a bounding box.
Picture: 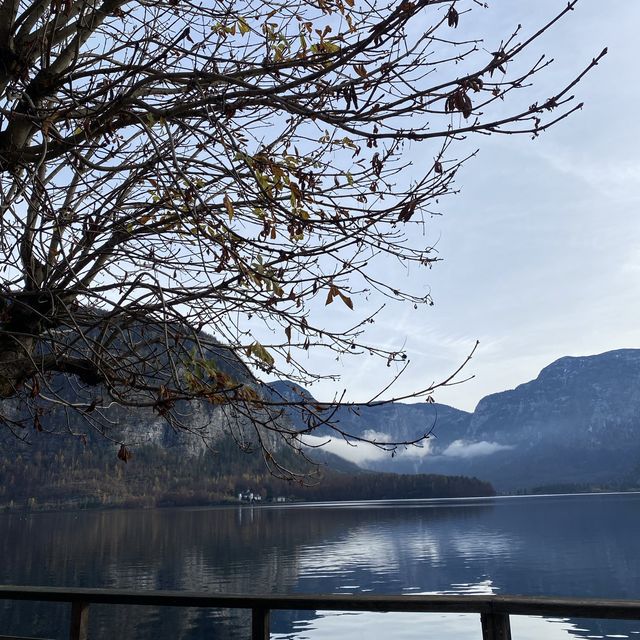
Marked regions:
[0,493,639,640]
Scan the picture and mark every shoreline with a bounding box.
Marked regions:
[2,487,639,517]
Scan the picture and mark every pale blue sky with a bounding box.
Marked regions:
[307,0,640,411]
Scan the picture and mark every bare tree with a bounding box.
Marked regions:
[0,0,604,469]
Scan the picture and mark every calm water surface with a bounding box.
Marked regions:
[1,492,639,639]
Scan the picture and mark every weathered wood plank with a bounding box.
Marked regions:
[0,636,53,640]
[68,601,89,640]
[251,607,270,640]
[0,587,639,621]
[481,613,512,640]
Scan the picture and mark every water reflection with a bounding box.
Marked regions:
[0,494,639,639]
[272,612,640,640]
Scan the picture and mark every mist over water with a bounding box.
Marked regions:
[1,493,639,639]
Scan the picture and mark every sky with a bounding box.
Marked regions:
[306,0,640,412]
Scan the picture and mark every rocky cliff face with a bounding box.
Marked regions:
[470,350,640,449]
[0,331,285,458]
[278,350,640,491]
[5,345,640,493]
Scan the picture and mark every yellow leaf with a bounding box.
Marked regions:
[223,194,234,221]
[249,341,275,366]
[342,136,356,149]
[238,18,251,35]
[322,40,340,54]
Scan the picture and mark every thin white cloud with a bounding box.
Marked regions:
[302,434,390,465]
[360,429,390,442]
[442,440,513,459]
[302,432,432,466]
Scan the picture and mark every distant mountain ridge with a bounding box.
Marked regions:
[275,349,640,491]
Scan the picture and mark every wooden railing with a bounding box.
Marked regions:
[1,586,640,640]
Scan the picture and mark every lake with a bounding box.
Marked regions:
[1,492,639,639]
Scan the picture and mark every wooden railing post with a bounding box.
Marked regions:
[481,613,511,640]
[251,606,270,640]
[69,601,89,640]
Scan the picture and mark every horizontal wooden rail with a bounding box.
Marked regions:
[1,586,640,640]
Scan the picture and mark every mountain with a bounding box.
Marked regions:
[12,336,638,501]
[0,335,494,510]
[276,350,640,492]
